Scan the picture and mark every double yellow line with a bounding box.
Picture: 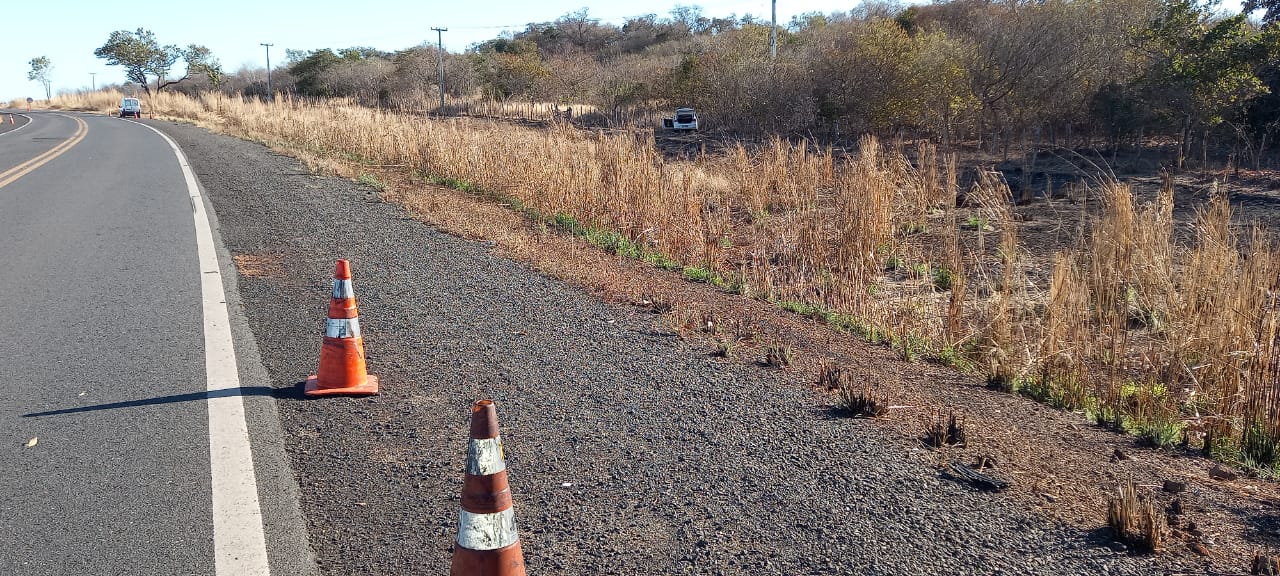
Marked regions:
[0,115,89,190]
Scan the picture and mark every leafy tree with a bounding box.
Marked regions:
[27,56,52,99]
[93,29,222,94]
[470,39,550,100]
[1135,0,1280,167]
[288,49,342,97]
[1245,0,1280,26]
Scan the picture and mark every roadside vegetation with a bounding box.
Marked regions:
[17,0,1280,477]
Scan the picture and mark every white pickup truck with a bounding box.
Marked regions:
[662,108,700,131]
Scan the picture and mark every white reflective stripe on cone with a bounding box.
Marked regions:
[457,508,519,551]
[331,279,354,299]
[325,317,361,338]
[465,436,506,475]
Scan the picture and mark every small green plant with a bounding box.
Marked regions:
[1018,374,1093,412]
[780,300,823,318]
[713,338,736,358]
[885,255,905,272]
[682,265,713,282]
[910,261,930,279]
[1094,404,1125,432]
[892,333,929,362]
[643,251,682,270]
[932,265,953,291]
[428,174,478,193]
[938,345,977,373]
[964,215,990,231]
[1136,418,1183,450]
[357,173,386,191]
[1241,420,1280,472]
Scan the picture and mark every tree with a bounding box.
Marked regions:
[28,56,52,100]
[470,39,550,100]
[93,29,223,94]
[1135,0,1280,167]
[1245,0,1280,26]
[288,49,343,97]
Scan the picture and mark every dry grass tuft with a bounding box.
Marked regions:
[1106,482,1165,554]
[923,410,967,448]
[763,339,795,368]
[821,362,891,417]
[1253,551,1280,575]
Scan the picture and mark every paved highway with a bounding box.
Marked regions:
[0,112,31,137]
[0,111,312,576]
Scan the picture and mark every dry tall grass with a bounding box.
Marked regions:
[26,90,1280,468]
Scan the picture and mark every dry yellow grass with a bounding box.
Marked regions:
[23,89,1280,467]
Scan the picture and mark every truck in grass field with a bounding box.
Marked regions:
[662,108,700,131]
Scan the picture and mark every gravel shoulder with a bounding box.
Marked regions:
[157,120,1178,575]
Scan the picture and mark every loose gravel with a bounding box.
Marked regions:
[158,121,1168,575]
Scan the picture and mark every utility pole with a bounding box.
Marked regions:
[261,43,274,101]
[770,0,777,60]
[432,27,447,112]
[90,72,96,91]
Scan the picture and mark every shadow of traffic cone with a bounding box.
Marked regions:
[304,259,379,397]
[451,400,526,576]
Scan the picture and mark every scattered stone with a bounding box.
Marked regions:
[1209,465,1239,482]
[1162,480,1186,494]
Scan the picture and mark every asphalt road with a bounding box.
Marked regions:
[0,111,32,137]
[0,112,311,576]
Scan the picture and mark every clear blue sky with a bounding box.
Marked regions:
[0,0,1251,101]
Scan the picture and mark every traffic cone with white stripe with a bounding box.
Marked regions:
[304,259,379,397]
[451,400,526,576]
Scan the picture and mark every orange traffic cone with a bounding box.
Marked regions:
[304,259,379,397]
[451,400,526,576]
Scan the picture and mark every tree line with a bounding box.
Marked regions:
[82,1,1280,168]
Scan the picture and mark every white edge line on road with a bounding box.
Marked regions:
[133,120,272,576]
[0,113,34,138]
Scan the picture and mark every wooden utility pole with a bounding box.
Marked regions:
[770,0,777,60]
[432,27,448,112]
[261,43,274,100]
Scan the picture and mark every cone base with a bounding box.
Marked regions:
[304,374,379,397]
[451,541,526,576]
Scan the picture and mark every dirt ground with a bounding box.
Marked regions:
[370,176,1277,574]
[256,119,1280,572]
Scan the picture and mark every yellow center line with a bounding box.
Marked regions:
[0,115,89,190]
